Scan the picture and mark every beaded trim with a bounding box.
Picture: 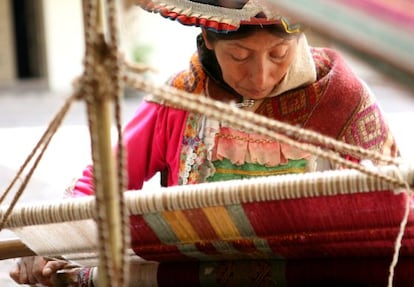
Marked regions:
[77,267,95,287]
[235,99,255,108]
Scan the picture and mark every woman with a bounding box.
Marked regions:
[10,1,399,286]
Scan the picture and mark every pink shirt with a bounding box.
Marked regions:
[73,101,188,196]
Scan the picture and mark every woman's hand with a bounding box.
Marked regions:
[9,256,68,286]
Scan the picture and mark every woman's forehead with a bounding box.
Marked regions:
[219,32,290,49]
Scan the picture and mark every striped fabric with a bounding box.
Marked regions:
[7,165,414,285]
[337,0,414,31]
[129,189,414,262]
[271,0,414,88]
[126,188,414,285]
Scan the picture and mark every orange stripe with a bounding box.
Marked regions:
[162,210,200,243]
[202,206,241,239]
[183,209,219,239]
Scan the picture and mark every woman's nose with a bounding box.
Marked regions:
[249,59,270,88]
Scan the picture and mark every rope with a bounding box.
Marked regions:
[80,0,129,286]
[123,74,413,287]
[2,165,413,229]
[387,171,412,287]
[0,93,77,231]
[0,1,411,286]
[125,74,399,166]
[124,74,406,188]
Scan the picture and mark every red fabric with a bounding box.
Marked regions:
[73,101,188,196]
[125,191,414,262]
[302,49,361,139]
[159,9,238,32]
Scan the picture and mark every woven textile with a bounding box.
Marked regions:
[6,165,414,285]
[129,190,414,262]
[271,0,414,86]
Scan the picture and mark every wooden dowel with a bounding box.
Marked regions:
[0,238,35,260]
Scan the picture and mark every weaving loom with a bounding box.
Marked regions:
[1,0,414,286]
[2,165,414,286]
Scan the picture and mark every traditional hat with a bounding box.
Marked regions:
[135,0,302,33]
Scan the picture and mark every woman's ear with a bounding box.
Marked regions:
[201,29,214,50]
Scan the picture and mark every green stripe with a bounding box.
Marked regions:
[211,240,240,256]
[143,212,180,244]
[144,212,215,260]
[208,158,308,182]
[227,204,282,259]
[227,204,256,237]
[199,260,287,287]
[177,244,214,261]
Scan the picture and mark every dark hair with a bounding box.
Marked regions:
[203,24,299,43]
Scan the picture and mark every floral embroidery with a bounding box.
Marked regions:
[179,113,313,184]
[178,113,207,185]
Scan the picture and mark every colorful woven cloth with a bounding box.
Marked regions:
[128,188,414,286]
[130,190,414,262]
[271,0,414,85]
[7,165,414,286]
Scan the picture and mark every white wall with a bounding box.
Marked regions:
[0,0,16,83]
[130,9,200,84]
[42,0,84,93]
[41,1,199,93]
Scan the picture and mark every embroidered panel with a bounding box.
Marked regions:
[344,103,387,150]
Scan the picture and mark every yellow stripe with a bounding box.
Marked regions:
[214,168,306,177]
[281,17,302,34]
[202,206,241,239]
[162,210,200,243]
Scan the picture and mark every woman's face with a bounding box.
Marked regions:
[203,29,299,100]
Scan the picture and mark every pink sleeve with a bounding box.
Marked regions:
[72,101,187,196]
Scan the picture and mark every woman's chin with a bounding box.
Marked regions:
[244,92,270,100]
[236,86,272,100]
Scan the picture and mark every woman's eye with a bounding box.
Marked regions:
[230,53,249,62]
[270,50,288,60]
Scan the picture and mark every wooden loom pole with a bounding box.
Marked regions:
[88,98,123,287]
[82,0,126,286]
[0,238,35,260]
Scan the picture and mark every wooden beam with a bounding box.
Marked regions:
[0,238,35,260]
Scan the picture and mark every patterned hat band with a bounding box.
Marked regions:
[135,0,302,33]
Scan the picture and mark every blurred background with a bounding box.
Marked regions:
[0,0,413,285]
